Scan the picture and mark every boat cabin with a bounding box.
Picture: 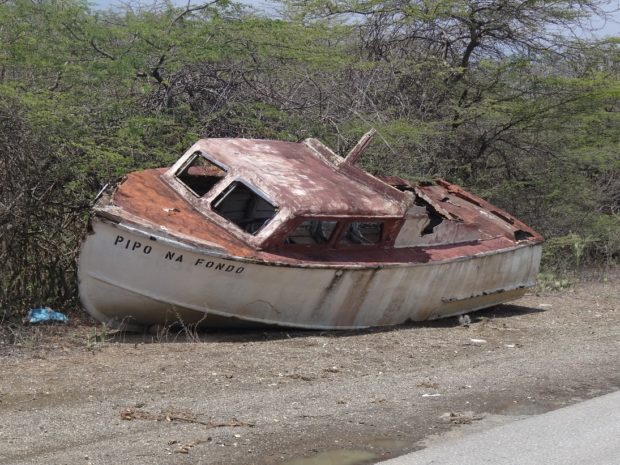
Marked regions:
[161,138,411,252]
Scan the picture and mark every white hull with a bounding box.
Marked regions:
[78,218,542,330]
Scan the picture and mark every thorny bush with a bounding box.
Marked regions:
[0,98,90,322]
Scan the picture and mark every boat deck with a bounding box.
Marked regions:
[102,169,542,266]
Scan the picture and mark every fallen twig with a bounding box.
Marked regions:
[120,407,254,429]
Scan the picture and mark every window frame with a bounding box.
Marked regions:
[281,217,393,249]
[173,151,229,198]
[282,218,342,247]
[337,220,386,247]
[210,178,279,236]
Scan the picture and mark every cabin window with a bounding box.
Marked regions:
[285,220,338,245]
[339,222,384,245]
[176,153,227,197]
[211,181,277,235]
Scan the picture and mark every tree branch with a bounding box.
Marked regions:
[89,38,116,60]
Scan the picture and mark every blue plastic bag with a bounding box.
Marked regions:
[26,307,69,325]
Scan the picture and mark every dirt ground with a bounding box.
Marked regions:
[1,269,618,465]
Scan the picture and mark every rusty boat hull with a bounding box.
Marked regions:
[78,216,541,331]
[78,137,543,331]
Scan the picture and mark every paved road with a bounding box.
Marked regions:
[381,390,620,465]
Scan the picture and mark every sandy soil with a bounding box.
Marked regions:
[1,270,618,465]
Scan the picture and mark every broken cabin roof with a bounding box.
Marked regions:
[176,138,411,218]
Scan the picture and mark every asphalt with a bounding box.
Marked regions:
[380,390,620,465]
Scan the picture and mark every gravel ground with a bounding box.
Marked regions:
[1,269,618,465]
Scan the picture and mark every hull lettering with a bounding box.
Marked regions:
[111,235,244,274]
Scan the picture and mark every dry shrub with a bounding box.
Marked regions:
[0,98,88,322]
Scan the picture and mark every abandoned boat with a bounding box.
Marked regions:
[78,132,543,330]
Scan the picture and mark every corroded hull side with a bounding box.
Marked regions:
[78,218,542,330]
